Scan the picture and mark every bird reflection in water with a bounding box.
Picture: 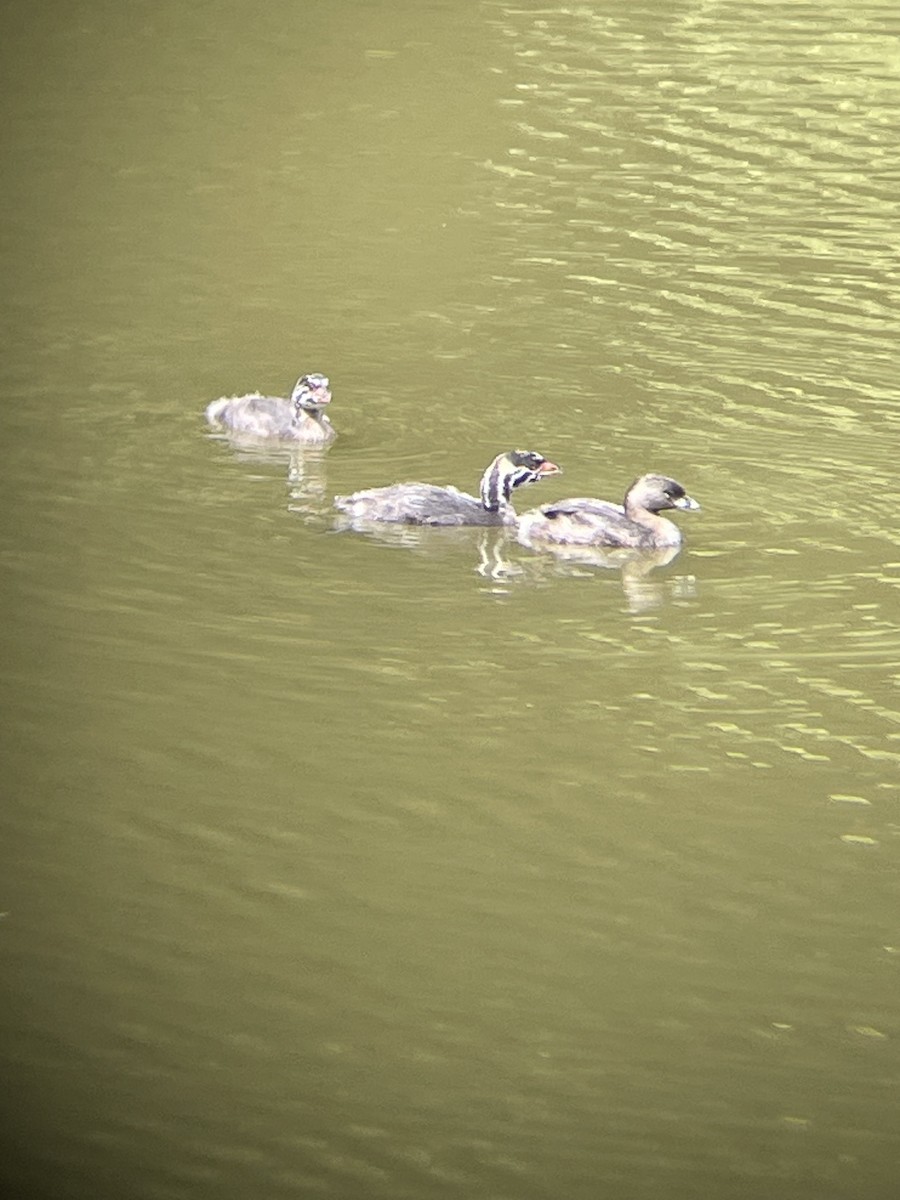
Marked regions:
[513,541,697,612]
[286,449,330,521]
[328,516,695,611]
[206,432,332,523]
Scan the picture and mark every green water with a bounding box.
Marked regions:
[2,2,898,1198]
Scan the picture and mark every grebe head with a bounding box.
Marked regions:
[624,474,700,515]
[291,374,332,414]
[479,449,561,511]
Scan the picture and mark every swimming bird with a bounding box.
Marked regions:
[517,473,699,549]
[205,373,335,443]
[335,449,561,527]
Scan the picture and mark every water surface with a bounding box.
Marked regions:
[2,2,899,1198]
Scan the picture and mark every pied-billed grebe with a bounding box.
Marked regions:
[334,450,561,527]
[517,473,699,550]
[205,373,335,443]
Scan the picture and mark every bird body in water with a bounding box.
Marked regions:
[518,473,699,549]
[205,373,335,443]
[335,450,561,527]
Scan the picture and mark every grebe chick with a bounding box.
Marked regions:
[518,473,699,550]
[335,450,560,528]
[205,373,334,443]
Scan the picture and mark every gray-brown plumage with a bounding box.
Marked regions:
[518,473,699,549]
[205,373,334,443]
[335,450,561,528]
